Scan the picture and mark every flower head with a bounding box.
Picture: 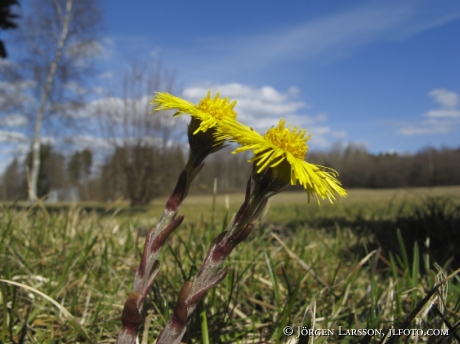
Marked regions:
[151,91,237,134]
[216,118,347,203]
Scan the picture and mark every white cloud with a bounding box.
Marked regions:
[429,89,459,108]
[0,131,58,174]
[65,134,177,152]
[65,81,88,96]
[65,135,112,151]
[182,83,347,149]
[0,130,28,143]
[93,86,104,95]
[397,89,460,136]
[0,80,36,108]
[150,47,162,57]
[74,94,158,122]
[307,127,348,148]
[99,71,114,80]
[397,119,455,136]
[0,58,14,68]
[183,83,307,131]
[66,40,104,59]
[425,109,460,119]
[40,136,57,146]
[98,37,115,60]
[0,115,29,127]
[169,2,460,79]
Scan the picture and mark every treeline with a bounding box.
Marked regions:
[0,144,252,205]
[308,144,460,188]
[2,145,93,202]
[1,144,459,204]
[97,145,252,205]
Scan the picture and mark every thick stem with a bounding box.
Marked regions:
[156,177,270,344]
[117,145,211,344]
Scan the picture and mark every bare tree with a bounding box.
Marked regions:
[0,0,103,202]
[97,61,183,206]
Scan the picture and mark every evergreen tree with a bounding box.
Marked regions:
[0,0,19,58]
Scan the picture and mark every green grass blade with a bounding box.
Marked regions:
[0,279,94,343]
[264,250,281,308]
[411,241,420,309]
[200,308,210,344]
[396,228,409,274]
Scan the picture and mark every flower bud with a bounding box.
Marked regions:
[251,159,291,199]
[186,117,225,169]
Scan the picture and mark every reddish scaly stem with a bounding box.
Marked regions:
[117,166,198,344]
[156,177,270,344]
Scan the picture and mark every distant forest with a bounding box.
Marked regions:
[1,143,460,205]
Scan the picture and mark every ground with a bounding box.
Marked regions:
[1,186,459,343]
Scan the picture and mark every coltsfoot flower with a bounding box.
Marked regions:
[216,118,347,203]
[151,91,237,134]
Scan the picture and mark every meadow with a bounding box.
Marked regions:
[1,186,460,343]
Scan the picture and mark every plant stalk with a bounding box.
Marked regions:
[156,177,271,344]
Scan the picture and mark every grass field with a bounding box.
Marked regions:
[1,186,460,343]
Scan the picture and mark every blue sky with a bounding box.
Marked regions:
[1,0,460,173]
[99,0,460,154]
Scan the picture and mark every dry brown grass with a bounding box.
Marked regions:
[173,185,460,208]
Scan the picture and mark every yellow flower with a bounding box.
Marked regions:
[151,91,237,134]
[216,118,347,203]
